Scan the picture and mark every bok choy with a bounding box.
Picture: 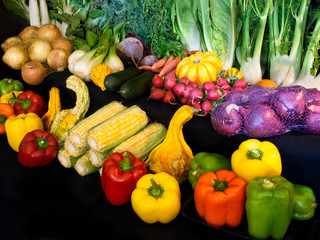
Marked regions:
[236,0,271,85]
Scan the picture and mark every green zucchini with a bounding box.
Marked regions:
[119,71,155,99]
[104,65,141,92]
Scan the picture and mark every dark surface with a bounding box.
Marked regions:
[0,3,319,240]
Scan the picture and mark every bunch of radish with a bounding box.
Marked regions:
[149,74,247,115]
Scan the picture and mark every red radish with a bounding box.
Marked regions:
[189,88,204,102]
[192,101,201,109]
[164,74,176,90]
[163,90,175,104]
[180,96,188,105]
[183,85,194,98]
[232,79,247,89]
[178,77,189,84]
[221,83,231,90]
[173,83,185,97]
[188,81,198,88]
[222,89,230,96]
[149,88,164,100]
[207,89,220,101]
[152,75,164,88]
[201,100,213,115]
[202,81,215,91]
[217,77,228,86]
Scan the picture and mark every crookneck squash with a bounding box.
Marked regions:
[145,105,195,183]
[175,51,223,86]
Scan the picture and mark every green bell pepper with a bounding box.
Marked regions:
[246,175,294,240]
[293,184,317,221]
[188,152,231,189]
[0,78,24,96]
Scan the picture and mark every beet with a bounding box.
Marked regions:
[243,103,287,137]
[211,102,244,136]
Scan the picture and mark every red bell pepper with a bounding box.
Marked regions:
[18,129,58,167]
[101,151,147,206]
[9,90,47,117]
[194,169,247,228]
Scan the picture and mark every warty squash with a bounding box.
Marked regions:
[145,105,195,183]
[175,51,223,86]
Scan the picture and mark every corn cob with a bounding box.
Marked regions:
[112,122,167,160]
[74,153,100,176]
[68,101,126,149]
[64,138,89,157]
[57,148,87,168]
[87,105,149,152]
[88,148,112,167]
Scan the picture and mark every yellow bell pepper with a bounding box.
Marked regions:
[0,91,23,105]
[131,172,181,224]
[231,139,282,183]
[5,112,44,152]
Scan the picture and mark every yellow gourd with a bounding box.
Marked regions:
[90,64,113,91]
[222,67,244,80]
[41,87,61,131]
[145,105,195,183]
[175,51,223,86]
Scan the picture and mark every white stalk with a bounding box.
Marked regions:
[29,0,41,27]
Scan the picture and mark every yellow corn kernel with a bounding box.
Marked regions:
[68,101,126,149]
[87,105,149,152]
[112,122,167,159]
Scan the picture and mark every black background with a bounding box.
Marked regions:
[0,2,319,240]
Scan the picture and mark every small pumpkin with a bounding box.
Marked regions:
[222,68,244,81]
[175,51,223,85]
[255,79,277,88]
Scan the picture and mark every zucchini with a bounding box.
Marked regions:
[104,65,141,92]
[119,71,155,99]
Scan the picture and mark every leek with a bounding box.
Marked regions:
[39,0,50,25]
[29,0,40,27]
[268,0,311,86]
[236,0,272,85]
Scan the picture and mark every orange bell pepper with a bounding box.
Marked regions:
[194,169,247,228]
[0,103,15,134]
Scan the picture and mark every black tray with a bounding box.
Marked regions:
[181,196,320,240]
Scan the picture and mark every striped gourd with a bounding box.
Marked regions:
[112,122,167,160]
[68,101,126,149]
[87,105,149,152]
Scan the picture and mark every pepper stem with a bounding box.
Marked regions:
[246,148,263,159]
[35,137,49,149]
[8,96,31,110]
[212,179,228,191]
[0,114,7,124]
[118,151,133,172]
[148,178,164,199]
[261,178,275,190]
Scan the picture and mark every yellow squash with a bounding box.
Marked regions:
[145,105,194,183]
[175,51,223,85]
[41,87,61,131]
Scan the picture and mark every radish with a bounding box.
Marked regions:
[149,88,164,100]
[152,75,164,88]
[164,74,176,90]
[221,83,231,90]
[188,81,198,88]
[217,77,228,86]
[163,90,175,104]
[173,83,185,97]
[202,81,215,91]
[232,79,247,89]
[178,77,189,84]
[183,85,194,98]
[189,88,203,102]
[180,96,188,105]
[201,100,213,115]
[207,89,220,101]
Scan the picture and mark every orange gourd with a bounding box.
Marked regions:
[255,79,277,88]
[175,51,223,85]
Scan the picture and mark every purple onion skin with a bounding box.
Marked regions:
[270,86,307,124]
[223,89,250,105]
[304,102,320,134]
[306,88,320,104]
[211,102,244,136]
[243,104,287,137]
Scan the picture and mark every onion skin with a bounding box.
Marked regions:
[47,49,69,72]
[1,37,23,51]
[37,24,61,43]
[18,26,39,45]
[51,37,74,55]
[28,39,52,62]
[2,46,29,70]
[21,61,47,85]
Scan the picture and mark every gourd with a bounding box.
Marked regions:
[175,51,223,86]
[222,67,244,84]
[50,75,90,147]
[41,87,61,131]
[145,105,195,183]
[255,79,277,88]
[90,64,113,91]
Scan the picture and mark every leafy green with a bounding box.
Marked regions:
[2,0,29,23]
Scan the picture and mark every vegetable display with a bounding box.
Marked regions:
[194,169,247,228]
[101,151,147,206]
[0,78,24,96]
[246,175,295,240]
[18,129,58,167]
[131,172,181,224]
[41,87,61,131]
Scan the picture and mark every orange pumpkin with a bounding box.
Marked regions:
[255,79,277,88]
[175,51,223,85]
